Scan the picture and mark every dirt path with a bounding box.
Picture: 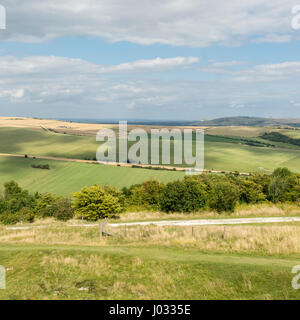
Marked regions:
[6,216,300,230]
[108,216,300,227]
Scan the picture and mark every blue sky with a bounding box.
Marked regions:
[0,0,300,120]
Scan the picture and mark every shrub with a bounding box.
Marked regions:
[127,179,165,209]
[17,207,35,223]
[104,185,126,210]
[31,164,50,170]
[239,179,266,204]
[34,193,57,218]
[0,211,21,225]
[0,208,35,225]
[52,198,74,221]
[3,181,36,213]
[208,181,240,213]
[268,168,298,203]
[72,185,122,221]
[160,178,207,213]
[140,180,164,208]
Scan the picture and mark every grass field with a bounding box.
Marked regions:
[1,221,300,299]
[278,129,300,139]
[0,127,299,173]
[0,156,184,196]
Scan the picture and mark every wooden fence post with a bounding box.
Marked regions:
[99,221,103,238]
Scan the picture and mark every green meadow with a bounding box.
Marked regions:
[1,244,299,300]
[0,156,184,196]
[1,222,300,300]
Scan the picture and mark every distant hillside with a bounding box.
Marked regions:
[197,117,300,127]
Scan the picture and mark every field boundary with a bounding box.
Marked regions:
[0,152,251,175]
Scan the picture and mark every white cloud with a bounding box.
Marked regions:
[101,57,199,73]
[0,54,300,119]
[0,55,199,76]
[290,100,300,107]
[201,61,300,82]
[0,0,297,46]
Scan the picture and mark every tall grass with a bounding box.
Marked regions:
[116,203,300,222]
[2,220,300,256]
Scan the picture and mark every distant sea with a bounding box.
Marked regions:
[54,118,199,126]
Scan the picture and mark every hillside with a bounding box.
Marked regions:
[198,117,300,127]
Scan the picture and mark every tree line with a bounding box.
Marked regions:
[0,167,299,224]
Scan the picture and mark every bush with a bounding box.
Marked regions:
[34,193,57,218]
[239,179,266,204]
[72,185,122,221]
[18,207,35,223]
[0,208,35,225]
[160,178,207,213]
[127,179,165,209]
[104,185,126,210]
[0,211,22,225]
[52,198,74,221]
[208,181,240,213]
[3,181,37,213]
[268,168,298,203]
[31,164,50,170]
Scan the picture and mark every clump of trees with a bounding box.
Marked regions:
[0,167,299,225]
[261,132,300,147]
[31,164,50,170]
[122,167,300,214]
[0,181,74,225]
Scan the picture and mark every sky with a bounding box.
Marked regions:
[0,0,300,120]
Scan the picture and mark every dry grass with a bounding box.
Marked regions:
[2,219,300,256]
[116,203,300,222]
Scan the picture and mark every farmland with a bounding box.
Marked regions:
[0,124,300,176]
[0,156,184,196]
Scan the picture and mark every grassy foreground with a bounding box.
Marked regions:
[1,220,300,300]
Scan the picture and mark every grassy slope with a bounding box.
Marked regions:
[0,127,299,173]
[0,156,184,196]
[0,243,299,300]
[278,129,300,139]
[1,220,300,299]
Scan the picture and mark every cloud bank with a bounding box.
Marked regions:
[0,0,298,46]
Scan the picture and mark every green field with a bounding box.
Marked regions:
[0,127,299,173]
[1,221,300,300]
[1,244,299,300]
[278,129,300,139]
[0,156,184,196]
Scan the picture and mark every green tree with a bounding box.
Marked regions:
[3,181,36,213]
[160,178,207,213]
[72,185,122,221]
[268,168,296,203]
[34,193,58,218]
[209,181,240,213]
[239,179,266,204]
[52,198,74,221]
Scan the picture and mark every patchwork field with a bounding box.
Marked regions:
[0,126,299,175]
